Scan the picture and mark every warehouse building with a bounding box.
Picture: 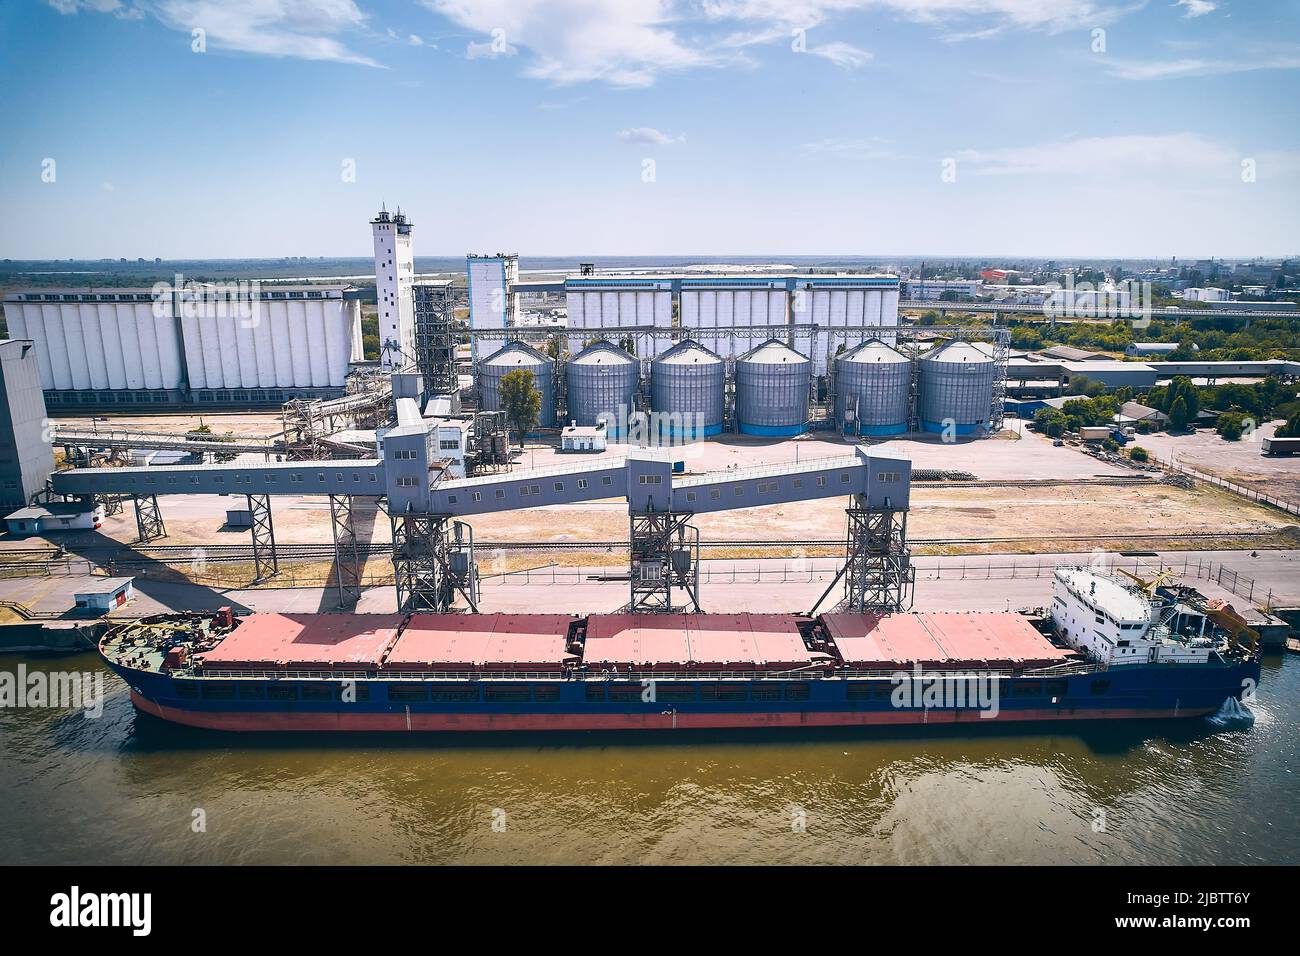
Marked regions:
[2,284,364,408]
[556,273,901,373]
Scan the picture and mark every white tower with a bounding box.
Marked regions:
[371,205,415,370]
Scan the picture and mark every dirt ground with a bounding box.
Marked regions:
[1135,420,1300,503]
[514,419,1130,481]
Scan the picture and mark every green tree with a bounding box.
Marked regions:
[1034,407,1067,437]
[1216,412,1247,441]
[1129,446,1149,463]
[1278,410,1300,438]
[1169,396,1190,431]
[498,368,541,445]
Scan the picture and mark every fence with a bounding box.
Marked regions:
[1153,454,1300,519]
[0,547,1282,611]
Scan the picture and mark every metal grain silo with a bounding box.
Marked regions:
[477,341,556,429]
[565,340,640,435]
[650,339,724,438]
[918,341,994,435]
[834,338,911,436]
[735,339,810,436]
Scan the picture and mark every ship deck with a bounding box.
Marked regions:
[111,610,1081,678]
[386,614,577,672]
[196,613,405,670]
[583,613,823,671]
[822,612,1074,670]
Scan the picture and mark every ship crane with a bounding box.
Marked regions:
[1117,567,1176,595]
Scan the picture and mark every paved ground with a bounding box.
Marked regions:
[3,549,1295,622]
[1137,420,1300,502]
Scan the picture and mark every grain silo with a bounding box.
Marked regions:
[918,341,994,435]
[735,339,810,436]
[565,340,640,434]
[650,339,724,438]
[833,338,911,436]
[478,341,556,428]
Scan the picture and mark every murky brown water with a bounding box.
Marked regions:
[1,652,1295,865]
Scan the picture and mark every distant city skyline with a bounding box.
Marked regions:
[1,0,1298,259]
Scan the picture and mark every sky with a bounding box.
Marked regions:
[1,0,1298,260]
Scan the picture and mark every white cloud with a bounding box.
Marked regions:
[616,127,685,146]
[810,40,872,69]
[703,0,1134,36]
[421,1,1142,87]
[1103,50,1300,80]
[799,137,893,158]
[49,0,380,66]
[1174,0,1216,17]
[46,0,132,14]
[954,133,1253,178]
[427,0,728,87]
[409,34,426,46]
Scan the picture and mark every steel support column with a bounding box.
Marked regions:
[247,494,278,582]
[390,513,479,614]
[628,509,701,613]
[132,494,166,543]
[329,494,362,607]
[810,494,913,615]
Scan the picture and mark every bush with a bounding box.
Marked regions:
[1278,410,1300,439]
[1216,412,1248,441]
[1033,407,1067,438]
[1129,446,1149,463]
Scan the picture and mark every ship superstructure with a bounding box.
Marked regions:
[1051,567,1221,666]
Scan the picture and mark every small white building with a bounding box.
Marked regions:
[73,577,135,613]
[431,418,472,478]
[4,502,104,536]
[561,421,608,453]
[1125,342,1182,356]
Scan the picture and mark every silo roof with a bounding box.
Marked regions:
[483,341,551,366]
[839,338,909,364]
[923,341,993,364]
[739,339,808,365]
[571,341,637,366]
[655,339,722,365]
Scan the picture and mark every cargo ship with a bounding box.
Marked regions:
[97,567,1260,732]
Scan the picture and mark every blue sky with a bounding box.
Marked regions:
[1,0,1298,259]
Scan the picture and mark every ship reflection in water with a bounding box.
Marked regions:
[0,650,1294,865]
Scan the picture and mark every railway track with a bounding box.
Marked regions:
[0,529,1285,565]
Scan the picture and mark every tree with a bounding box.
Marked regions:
[1216,412,1247,441]
[1129,446,1149,463]
[1034,407,1067,437]
[1169,396,1190,431]
[498,368,541,445]
[1278,410,1300,438]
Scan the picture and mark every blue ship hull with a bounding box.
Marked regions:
[108,658,1261,733]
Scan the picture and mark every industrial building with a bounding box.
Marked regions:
[371,207,415,370]
[2,284,365,408]
[480,269,902,374]
[0,340,54,513]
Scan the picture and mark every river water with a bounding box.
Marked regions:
[1,651,1295,865]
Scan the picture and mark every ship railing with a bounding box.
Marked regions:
[193,662,1106,681]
